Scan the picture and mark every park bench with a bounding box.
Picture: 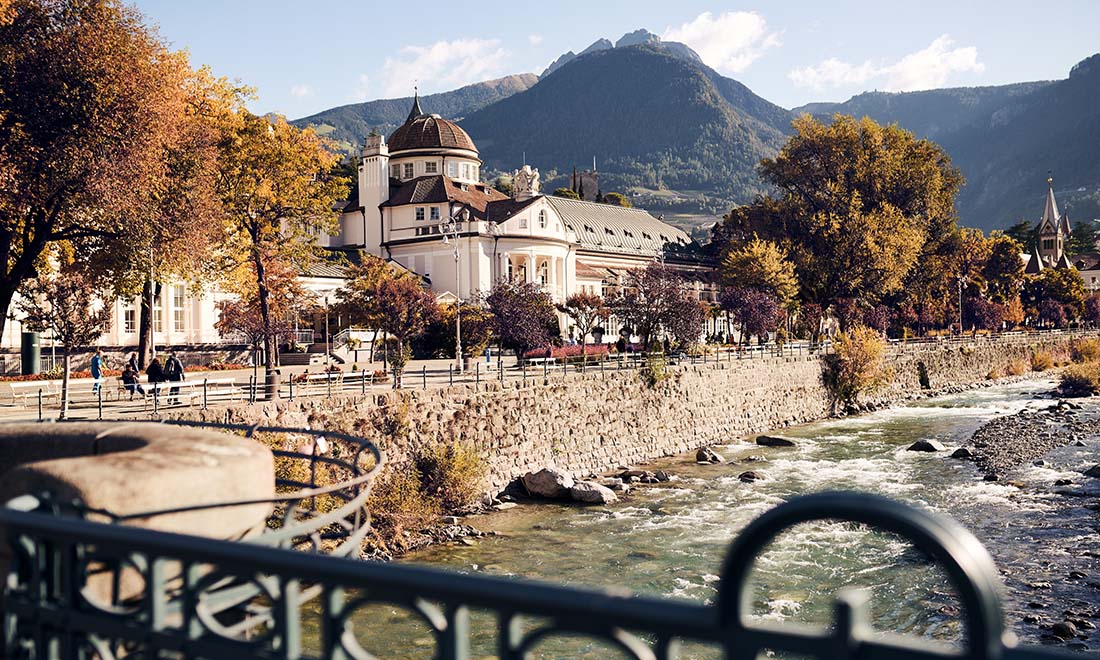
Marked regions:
[196,376,243,404]
[144,381,201,408]
[297,372,343,395]
[7,380,61,407]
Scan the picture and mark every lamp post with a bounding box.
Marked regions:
[441,206,471,373]
[324,294,331,372]
[957,274,967,335]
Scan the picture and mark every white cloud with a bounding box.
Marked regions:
[290,84,313,98]
[382,38,509,97]
[789,35,985,92]
[663,11,781,75]
[349,74,370,102]
[528,34,543,46]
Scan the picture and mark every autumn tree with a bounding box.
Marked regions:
[723,287,782,346]
[17,267,113,419]
[215,258,313,358]
[335,254,413,330]
[216,113,348,395]
[982,234,1025,305]
[0,0,197,340]
[558,292,608,362]
[609,263,701,351]
[720,238,798,307]
[713,115,963,312]
[826,324,889,408]
[1022,268,1086,322]
[374,277,438,387]
[486,279,557,361]
[602,192,632,208]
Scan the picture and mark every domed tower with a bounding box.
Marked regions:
[386,91,481,184]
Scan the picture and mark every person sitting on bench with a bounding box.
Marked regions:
[121,366,145,399]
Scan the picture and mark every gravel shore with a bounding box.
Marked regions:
[964,398,1091,477]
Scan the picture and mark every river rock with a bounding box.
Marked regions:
[1052,621,1078,639]
[1084,464,1100,478]
[738,470,763,483]
[756,435,796,447]
[696,447,724,463]
[569,481,618,504]
[654,470,672,482]
[522,468,574,498]
[908,439,947,452]
[950,447,974,459]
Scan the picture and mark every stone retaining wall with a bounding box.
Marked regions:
[167,334,1085,493]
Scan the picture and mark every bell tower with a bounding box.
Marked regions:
[1037,176,1066,267]
[358,130,390,256]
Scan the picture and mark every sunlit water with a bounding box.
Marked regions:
[313,381,1100,657]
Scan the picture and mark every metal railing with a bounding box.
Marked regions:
[0,490,1074,659]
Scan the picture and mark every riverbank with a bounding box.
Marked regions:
[407,379,1099,652]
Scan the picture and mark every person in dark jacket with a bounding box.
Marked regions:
[126,352,139,373]
[164,352,185,405]
[146,357,165,404]
[121,366,145,399]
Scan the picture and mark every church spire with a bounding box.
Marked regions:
[406,86,423,122]
[1042,173,1061,235]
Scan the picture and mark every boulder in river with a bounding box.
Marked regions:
[569,481,618,504]
[1052,621,1078,640]
[950,447,974,459]
[1083,464,1100,478]
[696,447,725,463]
[756,435,796,447]
[907,439,946,452]
[738,470,763,483]
[522,468,574,498]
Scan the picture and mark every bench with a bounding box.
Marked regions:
[144,381,201,408]
[8,381,61,407]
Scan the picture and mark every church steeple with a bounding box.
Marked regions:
[1042,175,1061,233]
[406,87,423,122]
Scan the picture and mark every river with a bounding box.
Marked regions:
[340,380,1100,657]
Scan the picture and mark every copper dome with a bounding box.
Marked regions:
[387,113,478,155]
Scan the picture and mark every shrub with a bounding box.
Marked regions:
[523,344,610,362]
[1071,338,1100,363]
[414,441,487,512]
[368,467,441,548]
[1031,351,1054,372]
[825,324,890,406]
[1059,362,1100,397]
[986,368,1003,380]
[639,353,669,388]
[1006,359,1029,376]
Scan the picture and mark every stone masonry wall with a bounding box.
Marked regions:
[167,334,1085,493]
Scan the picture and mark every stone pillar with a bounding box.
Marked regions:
[525,254,535,284]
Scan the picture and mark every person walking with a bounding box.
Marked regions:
[164,352,185,405]
[146,356,165,403]
[90,349,105,394]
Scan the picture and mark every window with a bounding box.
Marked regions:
[538,210,547,229]
[1042,238,1055,250]
[430,206,440,221]
[391,164,400,179]
[403,163,414,179]
[124,308,136,334]
[172,285,185,332]
[461,163,470,180]
[447,161,459,177]
[519,217,528,229]
[415,207,426,221]
[473,166,479,181]
[425,161,438,174]
[153,308,162,333]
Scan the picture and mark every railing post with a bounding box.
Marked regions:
[97,386,103,420]
[289,375,295,401]
[202,379,208,409]
[248,376,255,404]
[361,369,366,397]
[544,358,548,378]
[449,364,453,387]
[476,362,480,388]
[423,365,427,389]
[153,385,159,414]
[327,371,332,398]
[37,388,43,421]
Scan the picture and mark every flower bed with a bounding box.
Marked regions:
[523,344,611,362]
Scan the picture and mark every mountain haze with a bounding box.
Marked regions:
[292,73,538,152]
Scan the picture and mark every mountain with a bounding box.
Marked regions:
[291,73,538,152]
[793,56,1100,230]
[540,29,700,78]
[463,43,791,211]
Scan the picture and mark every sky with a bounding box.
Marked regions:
[131,0,1100,120]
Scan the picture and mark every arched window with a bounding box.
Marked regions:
[538,210,547,229]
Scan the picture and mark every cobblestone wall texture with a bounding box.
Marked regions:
[170,335,1080,493]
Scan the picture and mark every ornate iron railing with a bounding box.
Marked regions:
[0,490,1078,660]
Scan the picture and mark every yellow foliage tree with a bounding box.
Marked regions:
[827,324,890,407]
[720,238,799,307]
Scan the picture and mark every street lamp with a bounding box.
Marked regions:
[324,294,331,372]
[441,206,471,373]
[957,274,967,334]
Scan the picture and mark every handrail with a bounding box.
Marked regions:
[0,490,1079,659]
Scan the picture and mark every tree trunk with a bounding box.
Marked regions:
[253,251,275,396]
[137,279,160,369]
[59,349,71,420]
[0,284,16,347]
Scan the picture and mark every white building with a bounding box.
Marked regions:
[328,94,715,326]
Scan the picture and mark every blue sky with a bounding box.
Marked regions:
[132,0,1100,119]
